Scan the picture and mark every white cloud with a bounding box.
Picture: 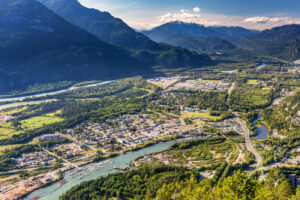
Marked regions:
[243,16,300,24]
[80,0,300,31]
[158,10,300,30]
[193,7,201,13]
[159,9,219,26]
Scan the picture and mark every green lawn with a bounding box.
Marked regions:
[0,115,63,139]
[229,82,273,112]
[183,111,222,121]
[246,79,259,84]
[20,116,63,130]
[0,122,20,140]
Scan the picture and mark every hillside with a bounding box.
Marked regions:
[142,21,259,43]
[262,91,300,134]
[240,24,300,60]
[36,0,213,70]
[38,0,163,51]
[132,47,212,68]
[0,0,148,92]
[0,0,213,92]
[162,34,236,53]
[59,160,298,200]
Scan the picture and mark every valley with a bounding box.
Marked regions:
[0,0,299,200]
[0,62,298,200]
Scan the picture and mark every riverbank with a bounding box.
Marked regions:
[23,141,176,200]
[0,80,115,103]
[0,168,63,200]
[252,113,269,140]
[4,138,177,200]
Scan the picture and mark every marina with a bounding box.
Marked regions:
[24,141,175,200]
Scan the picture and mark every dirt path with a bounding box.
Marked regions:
[228,81,236,95]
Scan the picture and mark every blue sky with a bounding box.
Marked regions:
[79,0,300,30]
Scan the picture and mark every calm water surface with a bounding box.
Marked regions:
[252,113,269,140]
[24,141,175,200]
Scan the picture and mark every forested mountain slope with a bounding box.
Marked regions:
[240,24,300,60]
[0,0,145,91]
[38,0,163,51]
[142,21,258,43]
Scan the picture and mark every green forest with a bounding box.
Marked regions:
[59,165,300,200]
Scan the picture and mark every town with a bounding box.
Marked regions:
[0,68,298,200]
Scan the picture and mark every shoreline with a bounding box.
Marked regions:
[18,138,179,200]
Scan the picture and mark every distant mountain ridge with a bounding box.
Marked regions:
[36,0,213,70]
[240,24,300,60]
[159,34,236,53]
[38,0,163,51]
[143,21,300,60]
[142,21,259,43]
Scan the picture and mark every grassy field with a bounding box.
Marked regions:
[246,79,259,84]
[20,116,63,130]
[0,115,63,139]
[0,145,21,155]
[46,110,62,117]
[0,100,55,114]
[0,106,28,116]
[249,88,272,105]
[164,138,235,167]
[0,122,21,140]
[229,82,273,111]
[183,111,222,121]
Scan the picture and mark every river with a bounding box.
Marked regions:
[252,113,269,140]
[221,70,236,73]
[221,63,267,74]
[24,141,175,200]
[0,80,115,103]
[254,63,267,70]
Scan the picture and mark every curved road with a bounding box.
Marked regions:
[237,118,263,168]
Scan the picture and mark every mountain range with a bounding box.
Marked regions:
[141,21,256,54]
[38,0,212,66]
[0,0,212,92]
[38,0,162,51]
[161,35,237,53]
[240,24,300,60]
[142,21,259,44]
[0,0,299,92]
[143,21,300,60]
[0,0,146,91]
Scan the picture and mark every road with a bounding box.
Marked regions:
[228,81,236,95]
[38,143,82,171]
[249,147,296,175]
[237,118,263,168]
[225,81,236,109]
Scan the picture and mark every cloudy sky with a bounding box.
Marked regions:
[79,0,300,30]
